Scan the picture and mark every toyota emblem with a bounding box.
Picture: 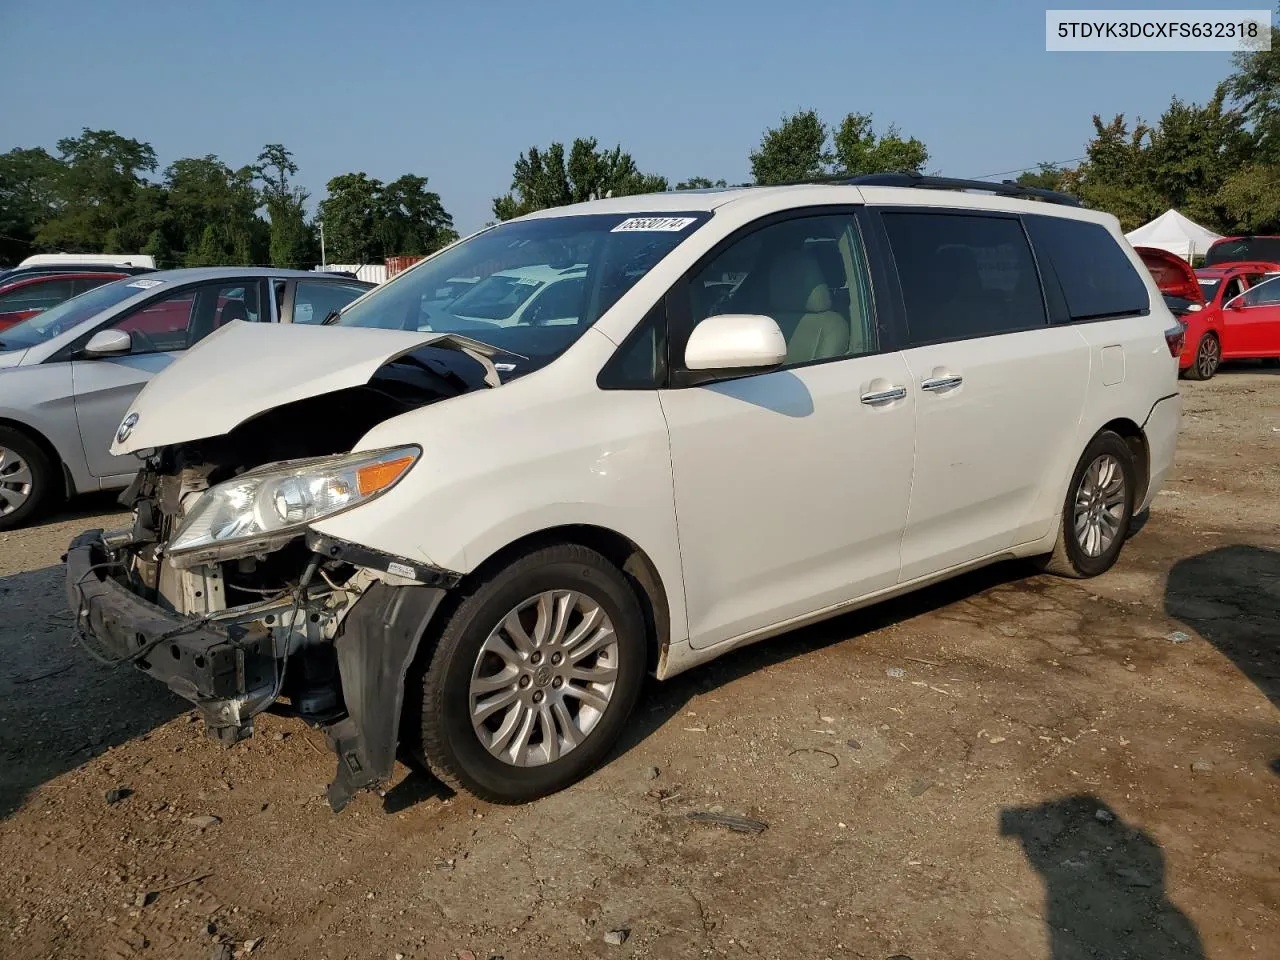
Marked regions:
[116,412,139,443]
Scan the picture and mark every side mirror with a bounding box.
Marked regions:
[684,314,787,372]
[1226,296,1245,311]
[83,329,133,357]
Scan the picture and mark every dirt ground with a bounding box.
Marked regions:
[1,368,1277,960]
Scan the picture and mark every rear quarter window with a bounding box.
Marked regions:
[1024,216,1150,322]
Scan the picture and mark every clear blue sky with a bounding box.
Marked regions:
[2,0,1242,235]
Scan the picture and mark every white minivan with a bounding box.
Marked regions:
[66,176,1183,810]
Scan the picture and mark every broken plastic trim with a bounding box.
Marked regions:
[305,532,461,589]
[425,333,527,388]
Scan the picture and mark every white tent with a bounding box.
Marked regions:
[1125,209,1222,261]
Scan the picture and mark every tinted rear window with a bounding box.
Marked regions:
[881,211,1047,345]
[1024,216,1149,322]
[1204,237,1280,266]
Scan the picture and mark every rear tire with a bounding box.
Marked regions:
[0,426,57,532]
[419,543,647,804]
[1035,430,1137,579]
[1184,332,1220,380]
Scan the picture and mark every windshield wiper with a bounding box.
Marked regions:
[320,309,342,326]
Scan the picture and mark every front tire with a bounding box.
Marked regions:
[1036,430,1137,579]
[420,543,647,803]
[0,427,57,532]
[1184,332,1220,380]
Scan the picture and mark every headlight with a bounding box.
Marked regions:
[167,446,420,558]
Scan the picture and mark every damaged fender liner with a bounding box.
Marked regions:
[326,581,448,812]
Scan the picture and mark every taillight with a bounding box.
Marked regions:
[1165,321,1187,357]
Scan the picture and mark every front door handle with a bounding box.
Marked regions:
[921,375,963,392]
[860,385,907,405]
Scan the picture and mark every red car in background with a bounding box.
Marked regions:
[1203,235,1280,268]
[1187,266,1280,378]
[1133,247,1280,379]
[0,271,128,331]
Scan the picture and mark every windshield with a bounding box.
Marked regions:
[336,212,710,369]
[1204,237,1280,267]
[1197,277,1222,300]
[0,277,149,351]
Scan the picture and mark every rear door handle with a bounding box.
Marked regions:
[860,385,907,405]
[921,375,963,392]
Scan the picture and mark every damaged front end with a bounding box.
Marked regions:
[64,341,497,812]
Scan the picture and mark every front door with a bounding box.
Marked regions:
[1221,274,1280,358]
[658,210,917,650]
[72,280,265,478]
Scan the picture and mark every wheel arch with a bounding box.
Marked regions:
[1097,416,1150,509]
[458,523,673,676]
[0,416,74,497]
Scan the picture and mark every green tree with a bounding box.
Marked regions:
[749,109,930,185]
[254,144,316,269]
[36,129,159,252]
[381,174,457,255]
[187,224,227,267]
[832,113,929,176]
[675,176,728,190]
[0,147,65,263]
[1225,12,1280,162]
[255,143,298,204]
[1065,92,1256,233]
[1062,114,1163,232]
[750,109,831,184]
[1015,163,1071,191]
[164,155,265,266]
[140,227,175,268]
[492,137,668,220]
[318,172,385,263]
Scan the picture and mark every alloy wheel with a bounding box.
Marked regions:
[468,590,619,767]
[1197,336,1220,379]
[1072,453,1127,558]
[0,445,32,517]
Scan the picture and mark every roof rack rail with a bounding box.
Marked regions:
[842,172,1083,207]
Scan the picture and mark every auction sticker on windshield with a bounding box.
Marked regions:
[611,217,697,232]
[126,279,164,289]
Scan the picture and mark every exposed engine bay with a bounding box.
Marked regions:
[68,346,493,809]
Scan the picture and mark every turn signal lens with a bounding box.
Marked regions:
[356,455,415,495]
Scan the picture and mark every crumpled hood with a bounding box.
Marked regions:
[112,320,509,455]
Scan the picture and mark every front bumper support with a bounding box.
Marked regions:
[65,529,274,734]
[66,530,453,812]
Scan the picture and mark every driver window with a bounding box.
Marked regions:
[110,282,262,353]
[685,213,877,368]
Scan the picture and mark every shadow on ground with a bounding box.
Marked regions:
[1165,544,1279,774]
[1001,794,1205,959]
[0,564,185,818]
[613,558,1031,761]
[24,490,125,532]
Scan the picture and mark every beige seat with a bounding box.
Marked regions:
[765,250,850,364]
